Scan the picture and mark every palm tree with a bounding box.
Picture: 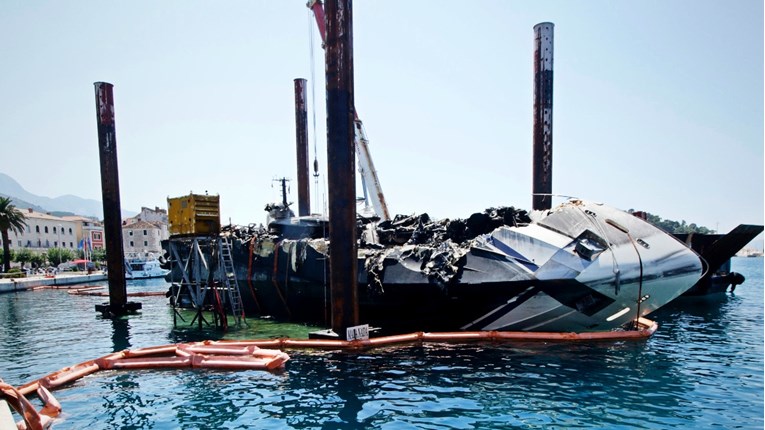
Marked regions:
[0,197,27,273]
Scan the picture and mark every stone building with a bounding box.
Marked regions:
[122,220,165,260]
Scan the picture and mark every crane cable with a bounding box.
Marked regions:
[308,8,320,212]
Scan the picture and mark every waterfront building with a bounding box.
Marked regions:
[0,206,166,262]
[130,206,169,225]
[122,220,165,259]
[0,209,79,254]
[123,207,169,244]
[61,215,105,251]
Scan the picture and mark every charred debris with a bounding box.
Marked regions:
[219,204,532,290]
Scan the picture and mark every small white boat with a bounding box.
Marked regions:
[125,257,170,280]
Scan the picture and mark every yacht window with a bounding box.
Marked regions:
[574,230,608,261]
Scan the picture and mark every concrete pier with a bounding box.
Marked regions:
[0,272,108,294]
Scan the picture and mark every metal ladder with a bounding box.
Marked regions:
[219,236,245,326]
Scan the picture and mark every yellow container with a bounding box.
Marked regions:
[167,194,220,236]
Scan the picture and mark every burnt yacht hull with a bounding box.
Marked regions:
[166,200,703,334]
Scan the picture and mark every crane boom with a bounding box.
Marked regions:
[308,0,327,44]
[307,0,391,221]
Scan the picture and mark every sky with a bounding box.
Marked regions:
[1,1,762,246]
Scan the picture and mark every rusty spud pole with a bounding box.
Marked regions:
[93,82,141,316]
[532,22,554,211]
[294,78,311,217]
[325,0,359,337]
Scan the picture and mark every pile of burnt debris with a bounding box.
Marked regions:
[371,206,532,247]
[361,206,530,292]
[220,206,532,248]
[216,206,532,292]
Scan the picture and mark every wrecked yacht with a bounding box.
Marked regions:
[162,10,706,334]
[164,199,703,334]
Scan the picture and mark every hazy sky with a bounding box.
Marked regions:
[1,1,762,244]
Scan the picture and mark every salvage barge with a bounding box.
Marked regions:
[164,198,703,335]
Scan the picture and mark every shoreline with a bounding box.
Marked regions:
[0,271,107,294]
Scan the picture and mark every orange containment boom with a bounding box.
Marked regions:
[15,342,290,398]
[0,380,60,430]
[5,319,656,428]
[212,318,658,350]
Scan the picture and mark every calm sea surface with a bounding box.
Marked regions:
[1,257,762,429]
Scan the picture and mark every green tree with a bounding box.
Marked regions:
[30,252,47,269]
[0,248,16,269]
[47,248,75,267]
[90,247,107,263]
[13,248,35,270]
[0,197,27,272]
[634,210,714,234]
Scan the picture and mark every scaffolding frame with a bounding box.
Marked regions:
[166,235,245,330]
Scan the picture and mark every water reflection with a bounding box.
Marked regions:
[111,317,132,352]
[99,373,154,429]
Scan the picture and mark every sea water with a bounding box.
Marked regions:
[0,258,762,429]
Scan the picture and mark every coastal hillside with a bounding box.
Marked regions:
[0,172,135,219]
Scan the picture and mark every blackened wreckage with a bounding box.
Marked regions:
[164,199,704,334]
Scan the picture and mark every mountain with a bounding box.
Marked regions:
[0,172,135,219]
[0,194,48,214]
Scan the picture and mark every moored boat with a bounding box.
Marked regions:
[125,257,170,280]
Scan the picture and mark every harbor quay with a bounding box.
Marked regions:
[0,271,107,294]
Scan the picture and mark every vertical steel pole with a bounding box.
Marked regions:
[94,82,138,316]
[533,22,554,211]
[294,78,311,217]
[325,0,359,337]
